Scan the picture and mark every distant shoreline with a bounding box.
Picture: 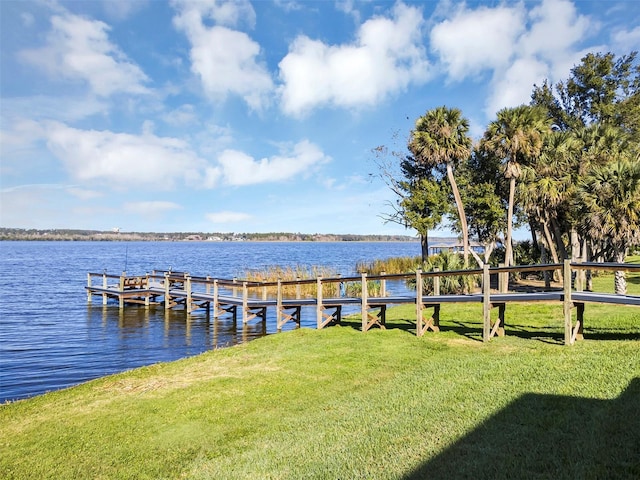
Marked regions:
[0,228,422,243]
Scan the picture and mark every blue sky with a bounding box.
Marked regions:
[1,0,639,237]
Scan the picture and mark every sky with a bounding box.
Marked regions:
[1,0,639,237]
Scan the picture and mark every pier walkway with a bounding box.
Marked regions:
[86,260,640,346]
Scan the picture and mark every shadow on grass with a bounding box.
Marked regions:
[338,315,639,343]
[404,378,640,480]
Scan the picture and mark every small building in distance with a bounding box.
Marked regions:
[428,239,485,257]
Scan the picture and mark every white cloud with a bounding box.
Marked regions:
[430,3,525,80]
[430,0,596,117]
[67,187,103,200]
[101,0,150,21]
[206,211,252,223]
[172,0,256,29]
[172,0,273,110]
[44,122,206,189]
[214,140,331,186]
[520,0,591,61]
[1,95,109,123]
[123,201,182,215]
[486,57,550,115]
[278,2,430,116]
[19,12,149,97]
[162,104,198,126]
[612,26,640,51]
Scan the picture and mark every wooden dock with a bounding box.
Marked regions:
[86,260,640,346]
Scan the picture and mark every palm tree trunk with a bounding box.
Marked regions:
[550,217,568,260]
[420,233,429,263]
[505,176,516,266]
[614,249,627,295]
[446,162,469,267]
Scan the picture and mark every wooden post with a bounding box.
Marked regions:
[380,272,386,297]
[498,263,507,293]
[186,275,193,313]
[361,272,368,332]
[316,276,323,329]
[276,279,283,330]
[206,276,211,295]
[575,265,584,292]
[296,277,302,300]
[233,277,238,297]
[164,272,171,311]
[213,279,219,319]
[102,272,108,305]
[262,284,268,301]
[433,268,440,296]
[563,259,573,345]
[483,264,490,342]
[86,273,92,303]
[416,270,423,336]
[242,281,249,324]
[118,273,125,309]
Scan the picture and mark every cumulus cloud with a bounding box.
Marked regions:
[430,3,526,80]
[486,57,550,115]
[278,2,430,116]
[19,12,149,97]
[44,122,206,189]
[172,0,273,110]
[210,140,331,186]
[430,0,594,117]
[206,211,252,223]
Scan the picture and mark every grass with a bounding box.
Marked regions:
[2,292,639,479]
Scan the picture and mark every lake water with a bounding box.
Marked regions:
[0,241,419,403]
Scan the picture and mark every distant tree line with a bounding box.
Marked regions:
[376,51,640,294]
[0,228,417,243]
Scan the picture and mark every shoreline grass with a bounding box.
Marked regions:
[2,298,639,479]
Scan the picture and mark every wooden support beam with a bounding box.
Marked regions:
[361,272,368,332]
[416,270,424,336]
[563,259,573,345]
[186,275,193,313]
[316,276,323,329]
[483,264,490,342]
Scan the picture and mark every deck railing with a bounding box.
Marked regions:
[87,261,640,345]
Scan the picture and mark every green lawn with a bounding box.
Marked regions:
[2,268,640,479]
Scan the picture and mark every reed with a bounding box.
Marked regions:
[242,265,341,297]
[408,251,480,294]
[355,255,422,274]
[242,266,384,298]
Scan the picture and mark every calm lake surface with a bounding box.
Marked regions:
[0,241,419,403]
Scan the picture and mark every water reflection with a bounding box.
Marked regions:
[86,303,271,358]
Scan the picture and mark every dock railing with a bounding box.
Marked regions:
[87,261,640,345]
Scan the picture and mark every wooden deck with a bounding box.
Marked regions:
[86,260,640,346]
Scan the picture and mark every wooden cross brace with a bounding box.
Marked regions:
[317,305,342,329]
[488,303,506,339]
[277,305,301,330]
[416,304,440,337]
[362,305,386,332]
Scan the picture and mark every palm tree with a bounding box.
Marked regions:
[482,105,551,266]
[577,156,640,294]
[409,107,472,266]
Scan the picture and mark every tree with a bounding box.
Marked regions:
[481,105,551,266]
[456,146,506,266]
[532,51,639,137]
[408,107,473,266]
[373,145,447,262]
[577,156,640,294]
